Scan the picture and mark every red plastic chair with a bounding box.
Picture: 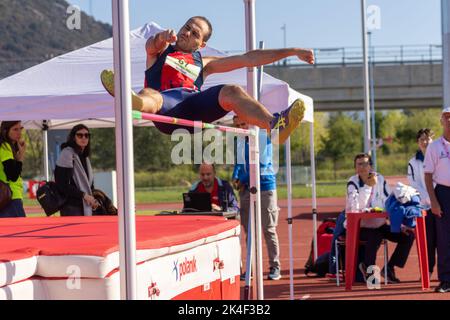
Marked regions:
[335,236,388,287]
[344,211,430,291]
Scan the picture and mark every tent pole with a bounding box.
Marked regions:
[310,122,318,261]
[244,0,263,300]
[285,137,294,300]
[244,40,266,299]
[42,120,50,181]
[111,0,137,300]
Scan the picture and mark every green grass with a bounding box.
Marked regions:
[24,183,347,216]
[26,183,347,207]
[135,183,346,203]
[135,187,187,203]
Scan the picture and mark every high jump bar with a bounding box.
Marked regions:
[132,110,256,136]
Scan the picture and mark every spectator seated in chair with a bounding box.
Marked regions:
[344,153,415,285]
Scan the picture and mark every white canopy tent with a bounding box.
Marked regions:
[0,8,318,300]
[0,22,313,127]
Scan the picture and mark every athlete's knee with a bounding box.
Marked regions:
[221,84,246,98]
[138,88,163,112]
[140,88,161,99]
[218,85,247,110]
[140,88,156,94]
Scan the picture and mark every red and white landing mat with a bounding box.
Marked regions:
[0,215,240,300]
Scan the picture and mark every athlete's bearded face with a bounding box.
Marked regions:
[176,18,209,53]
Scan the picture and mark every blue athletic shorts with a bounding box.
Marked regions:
[154,85,227,134]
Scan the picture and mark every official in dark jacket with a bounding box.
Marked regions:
[189,163,238,213]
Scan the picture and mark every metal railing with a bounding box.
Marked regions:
[225,44,443,66]
[282,44,442,66]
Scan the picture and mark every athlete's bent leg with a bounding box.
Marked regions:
[137,88,163,114]
[218,85,273,130]
[218,84,305,144]
[100,70,162,113]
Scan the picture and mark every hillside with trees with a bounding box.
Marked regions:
[0,0,111,78]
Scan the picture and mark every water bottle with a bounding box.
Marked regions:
[346,190,360,213]
[222,190,228,212]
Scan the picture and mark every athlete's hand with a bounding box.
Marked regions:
[159,29,177,44]
[297,49,315,64]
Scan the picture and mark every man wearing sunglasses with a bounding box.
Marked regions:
[345,153,414,285]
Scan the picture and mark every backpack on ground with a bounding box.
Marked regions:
[304,218,336,277]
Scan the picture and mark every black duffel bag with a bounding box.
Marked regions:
[36,181,66,216]
[0,180,12,211]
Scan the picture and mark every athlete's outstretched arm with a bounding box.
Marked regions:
[145,30,177,68]
[203,48,314,77]
[145,29,177,55]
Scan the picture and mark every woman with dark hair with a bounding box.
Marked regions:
[0,121,26,217]
[54,124,98,216]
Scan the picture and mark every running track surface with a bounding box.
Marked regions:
[22,177,450,300]
[24,196,448,300]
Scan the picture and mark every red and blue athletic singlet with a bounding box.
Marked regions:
[144,45,204,92]
[145,45,227,135]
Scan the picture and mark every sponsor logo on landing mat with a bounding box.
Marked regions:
[172,256,198,281]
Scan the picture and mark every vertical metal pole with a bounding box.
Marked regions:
[111,0,137,300]
[257,41,265,99]
[244,0,263,300]
[244,40,265,300]
[310,123,318,261]
[42,121,50,181]
[282,23,287,65]
[285,137,294,300]
[443,0,450,108]
[369,32,377,171]
[361,0,371,154]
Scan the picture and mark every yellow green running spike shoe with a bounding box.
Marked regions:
[100,69,144,110]
[270,98,305,145]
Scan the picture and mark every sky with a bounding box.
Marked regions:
[68,0,442,51]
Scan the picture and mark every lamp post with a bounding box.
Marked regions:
[443,0,450,108]
[366,4,381,169]
[368,32,377,171]
[361,0,371,154]
[281,23,287,65]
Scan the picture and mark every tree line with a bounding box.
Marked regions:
[21,108,443,184]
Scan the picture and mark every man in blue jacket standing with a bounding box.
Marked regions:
[232,116,281,280]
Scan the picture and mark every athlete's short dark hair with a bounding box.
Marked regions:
[189,16,213,42]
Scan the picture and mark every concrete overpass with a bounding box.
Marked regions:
[260,45,444,111]
[265,62,443,112]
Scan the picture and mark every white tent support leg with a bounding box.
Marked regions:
[244,40,266,300]
[249,133,262,300]
[243,203,254,299]
[310,122,318,260]
[111,0,137,300]
[42,120,50,181]
[285,137,294,300]
[244,0,264,300]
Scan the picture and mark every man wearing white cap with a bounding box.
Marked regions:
[424,107,450,293]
